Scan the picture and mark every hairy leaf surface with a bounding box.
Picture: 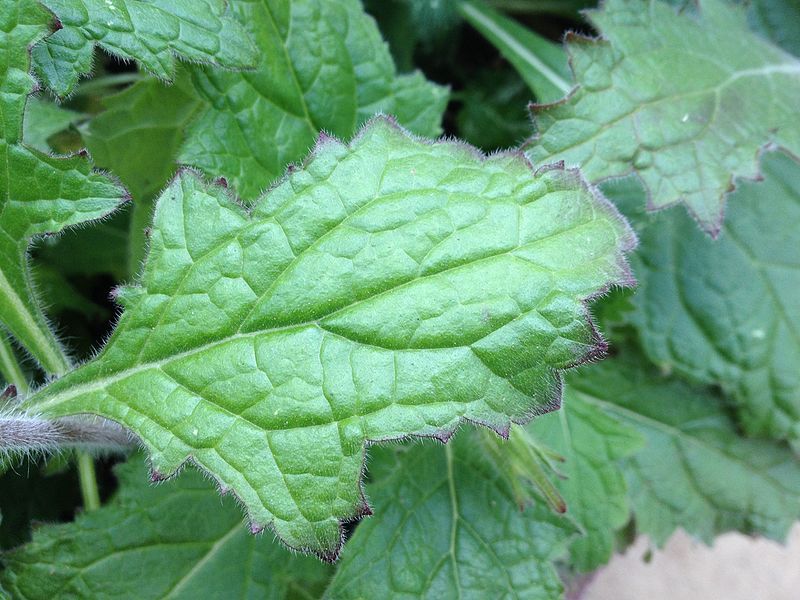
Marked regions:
[570,352,800,545]
[0,0,125,374]
[527,390,642,571]
[179,0,449,201]
[22,118,635,558]
[32,0,258,96]
[628,151,800,445]
[0,455,330,599]
[525,0,800,234]
[325,441,576,599]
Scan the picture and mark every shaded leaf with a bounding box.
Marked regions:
[325,440,577,599]
[748,0,800,56]
[459,0,571,103]
[569,351,800,545]
[0,455,330,599]
[525,0,800,234]
[179,0,449,201]
[82,70,203,275]
[626,151,800,445]
[22,118,635,558]
[527,389,643,571]
[32,0,258,96]
[22,97,82,152]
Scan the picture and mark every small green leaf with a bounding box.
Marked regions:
[525,0,800,235]
[0,0,126,375]
[22,97,81,152]
[0,455,331,599]
[22,118,635,558]
[527,389,643,571]
[626,151,800,445]
[32,0,258,97]
[569,351,800,545]
[325,441,577,599]
[179,0,449,201]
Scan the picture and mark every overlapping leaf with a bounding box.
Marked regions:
[524,0,800,234]
[31,0,258,96]
[81,71,203,274]
[626,151,800,445]
[569,351,800,545]
[21,118,635,558]
[179,0,449,201]
[0,455,330,599]
[0,0,126,374]
[326,441,577,599]
[527,390,642,571]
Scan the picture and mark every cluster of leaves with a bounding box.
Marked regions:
[0,0,798,597]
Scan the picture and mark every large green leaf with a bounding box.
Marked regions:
[569,351,800,545]
[0,0,125,374]
[179,0,449,201]
[626,151,800,445]
[524,0,800,235]
[325,440,577,599]
[82,71,203,275]
[527,390,643,571]
[21,118,635,558]
[31,0,258,97]
[0,455,331,599]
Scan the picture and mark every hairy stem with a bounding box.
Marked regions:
[0,329,128,510]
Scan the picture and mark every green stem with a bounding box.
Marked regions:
[76,451,101,512]
[0,333,28,394]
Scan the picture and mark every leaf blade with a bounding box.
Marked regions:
[32,0,258,96]
[524,0,800,234]
[23,118,635,557]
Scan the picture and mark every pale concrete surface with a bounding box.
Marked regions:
[582,524,800,600]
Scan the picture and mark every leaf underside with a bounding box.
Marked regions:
[23,118,635,558]
[526,0,800,235]
[0,0,126,374]
[627,150,800,445]
[32,0,258,96]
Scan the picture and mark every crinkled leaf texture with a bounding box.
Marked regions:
[22,118,635,559]
[527,388,642,571]
[325,440,577,599]
[32,0,258,96]
[627,151,800,445]
[0,454,331,599]
[180,0,449,201]
[525,0,800,235]
[570,351,800,546]
[0,0,126,374]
